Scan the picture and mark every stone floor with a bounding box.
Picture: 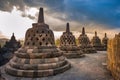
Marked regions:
[0,51,114,80]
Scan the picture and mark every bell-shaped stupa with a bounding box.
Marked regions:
[91,31,104,51]
[102,33,108,50]
[59,23,84,58]
[5,8,70,77]
[78,27,96,53]
[4,33,21,52]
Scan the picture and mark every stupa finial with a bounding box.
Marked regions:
[10,33,16,42]
[105,33,107,37]
[95,31,97,36]
[38,7,44,23]
[66,23,70,33]
[12,33,14,36]
[82,27,85,35]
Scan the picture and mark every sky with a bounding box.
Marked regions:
[0,0,120,40]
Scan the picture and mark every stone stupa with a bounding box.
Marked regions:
[102,33,108,50]
[59,23,84,58]
[91,31,104,51]
[4,33,21,52]
[78,27,96,53]
[5,7,71,77]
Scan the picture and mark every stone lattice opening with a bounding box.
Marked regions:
[36,37,39,41]
[31,37,33,41]
[33,34,35,36]
[46,42,48,45]
[27,42,29,45]
[42,31,44,33]
[28,34,30,37]
[36,30,39,33]
[42,38,45,41]
[32,42,35,45]
[39,34,42,37]
[39,42,42,45]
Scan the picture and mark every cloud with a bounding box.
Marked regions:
[0,0,120,28]
[21,11,36,20]
[63,0,120,28]
[0,0,25,12]
[0,31,7,38]
[0,0,120,39]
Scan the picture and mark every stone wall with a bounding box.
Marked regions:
[107,33,120,80]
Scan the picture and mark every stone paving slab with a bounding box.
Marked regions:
[1,51,114,80]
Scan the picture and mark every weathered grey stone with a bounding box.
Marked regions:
[5,7,70,77]
[102,33,109,51]
[78,27,97,53]
[91,31,105,51]
[3,33,21,52]
[60,23,84,58]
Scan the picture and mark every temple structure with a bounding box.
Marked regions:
[5,8,70,77]
[59,23,84,58]
[91,31,105,51]
[0,33,21,66]
[102,33,108,50]
[78,27,96,53]
[4,33,21,52]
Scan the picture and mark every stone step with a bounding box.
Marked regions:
[5,62,71,77]
[11,56,65,64]
[60,46,80,51]
[9,60,67,70]
[63,52,85,59]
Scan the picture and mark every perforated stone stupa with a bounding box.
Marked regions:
[102,33,108,50]
[91,31,104,51]
[4,33,21,52]
[5,7,71,77]
[59,23,84,58]
[78,27,96,53]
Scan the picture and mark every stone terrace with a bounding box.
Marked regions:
[1,51,114,80]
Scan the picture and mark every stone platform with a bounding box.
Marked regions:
[1,51,114,80]
[5,47,70,77]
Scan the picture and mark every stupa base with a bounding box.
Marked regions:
[4,46,71,78]
[5,62,71,77]
[63,51,85,59]
[93,47,106,51]
[83,48,97,54]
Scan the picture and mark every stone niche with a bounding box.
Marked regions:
[78,27,97,53]
[91,31,105,51]
[59,23,84,58]
[107,33,120,80]
[5,7,71,77]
